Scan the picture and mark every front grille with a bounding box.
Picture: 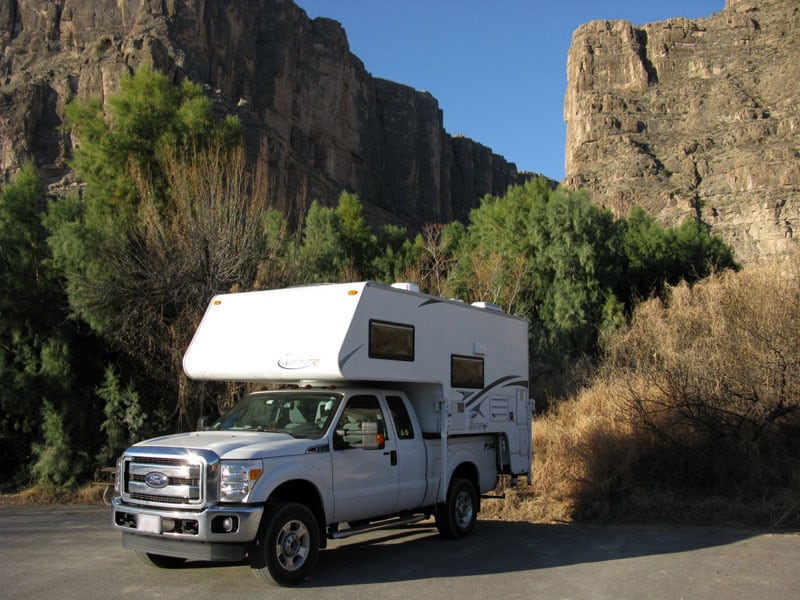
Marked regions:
[130,473,196,487]
[129,492,193,504]
[135,456,187,467]
[121,449,218,508]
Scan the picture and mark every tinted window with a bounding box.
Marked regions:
[334,395,388,449]
[451,355,484,389]
[369,320,415,361]
[387,395,414,439]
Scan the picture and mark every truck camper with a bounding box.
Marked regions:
[112,281,532,586]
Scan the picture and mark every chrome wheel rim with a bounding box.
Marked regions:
[454,489,474,530]
[275,519,310,571]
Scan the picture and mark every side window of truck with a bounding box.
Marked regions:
[334,395,388,450]
[386,395,415,439]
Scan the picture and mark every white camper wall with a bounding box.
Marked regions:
[339,283,528,387]
[183,283,367,381]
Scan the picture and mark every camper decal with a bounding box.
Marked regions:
[418,298,443,308]
[338,344,364,371]
[277,354,320,370]
[463,376,529,419]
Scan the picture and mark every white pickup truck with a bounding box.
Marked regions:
[112,282,531,586]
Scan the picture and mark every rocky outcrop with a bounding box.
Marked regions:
[0,0,529,230]
[564,0,800,264]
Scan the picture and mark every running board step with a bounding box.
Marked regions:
[480,492,506,500]
[328,514,428,540]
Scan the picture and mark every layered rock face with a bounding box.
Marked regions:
[565,0,800,264]
[0,0,527,230]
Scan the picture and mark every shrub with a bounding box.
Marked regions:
[489,258,800,527]
[602,258,800,506]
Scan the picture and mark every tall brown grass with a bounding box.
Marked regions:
[486,256,800,527]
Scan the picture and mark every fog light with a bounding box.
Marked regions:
[211,515,238,533]
[161,518,177,532]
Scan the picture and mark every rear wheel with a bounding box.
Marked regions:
[249,502,320,586]
[435,478,478,539]
[134,550,186,568]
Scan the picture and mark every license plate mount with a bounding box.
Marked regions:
[137,514,161,534]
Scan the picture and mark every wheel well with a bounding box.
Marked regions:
[451,462,480,511]
[267,480,327,548]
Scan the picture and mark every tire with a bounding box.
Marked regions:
[435,478,478,539]
[134,550,187,568]
[249,502,320,586]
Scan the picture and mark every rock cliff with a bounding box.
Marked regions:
[0,0,529,230]
[564,0,800,264]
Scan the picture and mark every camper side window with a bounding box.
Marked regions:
[451,355,484,389]
[334,395,388,450]
[369,320,414,361]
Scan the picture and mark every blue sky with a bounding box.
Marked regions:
[295,1,725,182]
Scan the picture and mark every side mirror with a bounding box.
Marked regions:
[333,424,385,450]
[197,416,208,431]
[360,422,385,450]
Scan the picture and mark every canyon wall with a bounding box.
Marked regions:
[565,0,799,264]
[0,0,529,230]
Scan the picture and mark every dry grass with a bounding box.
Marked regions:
[488,257,800,528]
[0,484,106,507]
[484,380,634,523]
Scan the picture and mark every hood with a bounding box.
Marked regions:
[132,430,323,460]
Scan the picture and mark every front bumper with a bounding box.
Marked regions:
[112,497,264,561]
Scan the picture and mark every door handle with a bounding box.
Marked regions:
[383,450,398,466]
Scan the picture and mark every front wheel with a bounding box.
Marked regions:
[249,502,320,586]
[435,478,478,539]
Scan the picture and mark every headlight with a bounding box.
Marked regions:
[114,456,122,493]
[220,460,263,502]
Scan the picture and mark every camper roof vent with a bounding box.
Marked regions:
[471,301,504,313]
[391,282,420,293]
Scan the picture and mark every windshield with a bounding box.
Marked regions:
[210,392,342,440]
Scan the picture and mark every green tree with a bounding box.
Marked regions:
[526,187,622,358]
[296,192,381,283]
[0,165,104,487]
[31,401,87,487]
[371,223,416,284]
[298,200,349,282]
[447,178,621,359]
[620,206,738,305]
[52,67,243,336]
[336,191,377,277]
[96,367,146,467]
[446,179,548,314]
[253,209,300,290]
[49,67,262,429]
[64,66,240,214]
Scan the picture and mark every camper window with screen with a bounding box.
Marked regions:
[369,320,415,361]
[451,355,484,389]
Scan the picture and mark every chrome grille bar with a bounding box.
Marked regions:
[120,447,219,509]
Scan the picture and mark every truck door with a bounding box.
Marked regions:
[331,395,399,523]
[385,394,427,510]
